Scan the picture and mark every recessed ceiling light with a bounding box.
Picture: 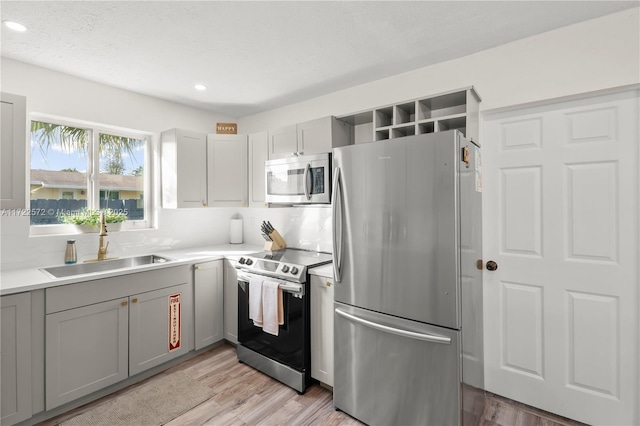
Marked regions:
[194,84,207,91]
[3,20,27,32]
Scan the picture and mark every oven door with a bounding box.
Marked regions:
[265,153,331,204]
[237,272,307,371]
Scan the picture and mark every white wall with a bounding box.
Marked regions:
[238,8,640,132]
[0,58,230,134]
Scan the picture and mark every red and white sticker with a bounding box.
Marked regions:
[169,293,181,351]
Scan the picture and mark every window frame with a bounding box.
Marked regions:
[29,114,154,236]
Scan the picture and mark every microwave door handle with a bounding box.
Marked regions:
[332,167,343,283]
[304,163,312,201]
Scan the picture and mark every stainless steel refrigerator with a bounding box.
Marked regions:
[332,130,484,426]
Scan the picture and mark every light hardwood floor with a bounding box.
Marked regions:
[38,343,586,426]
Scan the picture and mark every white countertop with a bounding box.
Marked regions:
[309,263,333,278]
[0,243,262,296]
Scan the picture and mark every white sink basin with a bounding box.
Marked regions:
[41,255,174,278]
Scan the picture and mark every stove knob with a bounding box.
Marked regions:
[239,257,246,265]
[290,267,299,275]
[245,259,253,266]
[281,265,290,273]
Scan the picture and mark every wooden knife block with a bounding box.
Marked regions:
[264,229,287,251]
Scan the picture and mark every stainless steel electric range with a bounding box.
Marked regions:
[235,248,332,393]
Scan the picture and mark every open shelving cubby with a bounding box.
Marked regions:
[337,86,480,144]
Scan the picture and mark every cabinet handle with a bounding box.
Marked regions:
[131,298,138,303]
[326,281,332,287]
[122,301,128,306]
[195,265,202,270]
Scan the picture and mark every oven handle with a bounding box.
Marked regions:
[237,272,304,296]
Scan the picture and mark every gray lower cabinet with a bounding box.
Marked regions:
[45,298,128,410]
[194,260,224,350]
[310,275,334,387]
[44,265,192,410]
[223,259,238,344]
[1,293,32,426]
[129,283,191,375]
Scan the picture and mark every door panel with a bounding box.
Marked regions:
[483,90,639,425]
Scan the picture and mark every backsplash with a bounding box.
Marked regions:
[0,206,332,270]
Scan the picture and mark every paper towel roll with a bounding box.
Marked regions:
[230,219,243,244]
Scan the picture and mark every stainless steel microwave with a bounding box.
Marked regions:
[265,153,331,204]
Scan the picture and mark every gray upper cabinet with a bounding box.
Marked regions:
[1,93,26,210]
[297,116,350,156]
[206,134,248,207]
[194,260,224,350]
[161,129,208,208]
[1,293,32,426]
[268,117,350,160]
[268,124,297,160]
[248,131,269,207]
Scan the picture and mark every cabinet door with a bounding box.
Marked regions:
[1,293,31,426]
[207,134,248,207]
[129,283,191,376]
[296,116,332,157]
[248,131,269,207]
[45,298,128,410]
[297,116,351,156]
[268,125,297,160]
[194,261,224,350]
[161,129,207,208]
[1,93,26,209]
[310,275,334,386]
[223,260,238,344]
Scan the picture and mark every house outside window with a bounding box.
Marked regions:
[29,118,150,230]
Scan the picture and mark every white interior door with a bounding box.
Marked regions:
[482,90,639,425]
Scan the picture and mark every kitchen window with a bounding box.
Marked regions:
[29,117,152,233]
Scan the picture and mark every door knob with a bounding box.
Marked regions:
[486,261,498,271]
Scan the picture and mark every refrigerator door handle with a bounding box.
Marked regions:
[335,308,452,345]
[304,163,312,200]
[332,167,343,282]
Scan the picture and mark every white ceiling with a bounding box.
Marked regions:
[1,1,638,117]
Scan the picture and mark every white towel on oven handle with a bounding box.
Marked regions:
[249,276,263,326]
[262,279,284,336]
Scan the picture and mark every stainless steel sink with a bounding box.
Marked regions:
[41,255,174,278]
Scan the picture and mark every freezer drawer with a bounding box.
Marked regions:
[334,302,461,426]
